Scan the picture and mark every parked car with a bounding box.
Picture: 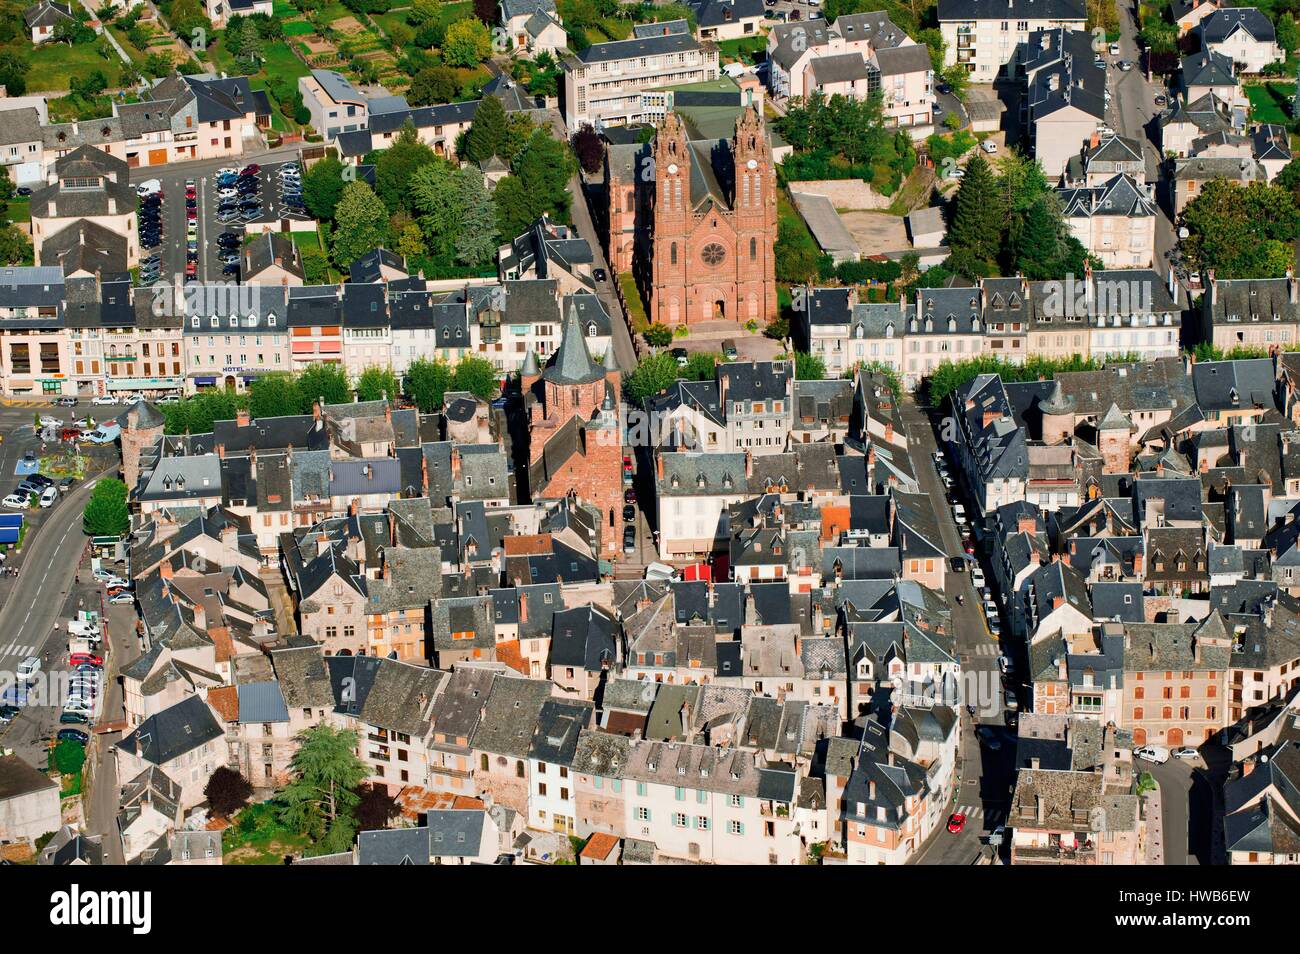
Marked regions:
[977,725,1002,750]
[57,729,89,745]
[2,493,28,509]
[108,592,135,605]
[980,140,998,154]
[59,710,89,725]
[622,504,636,523]
[593,267,607,282]
[946,812,966,833]
[70,652,103,667]
[997,655,1012,676]
[0,704,19,723]
[1172,747,1199,761]
[39,486,58,508]
[1134,745,1171,764]
[54,396,78,407]
[91,395,117,405]
[623,525,637,554]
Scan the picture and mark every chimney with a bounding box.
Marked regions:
[680,699,691,738]
[519,592,528,624]
[1017,515,1036,534]
[744,450,753,478]
[236,408,251,428]
[1035,794,1044,824]
[868,780,876,799]
[349,498,359,517]
[656,453,665,481]
[312,400,322,422]
[451,448,462,480]
[1030,757,1040,770]
[1089,129,1100,150]
[1052,594,1064,610]
[216,443,225,460]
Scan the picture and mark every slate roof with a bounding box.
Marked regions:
[116,695,223,767]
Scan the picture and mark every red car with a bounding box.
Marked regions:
[70,652,103,667]
[241,164,261,176]
[946,812,966,834]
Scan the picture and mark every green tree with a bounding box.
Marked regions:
[451,354,500,400]
[277,725,368,844]
[374,122,436,213]
[353,782,401,830]
[355,365,401,402]
[298,362,352,407]
[0,50,31,97]
[405,356,453,411]
[947,154,1004,277]
[683,352,722,380]
[302,156,349,222]
[442,16,492,68]
[623,351,681,405]
[83,478,129,536]
[1180,179,1300,278]
[644,324,673,348]
[454,168,498,267]
[463,94,507,164]
[0,224,33,266]
[407,65,459,106]
[1278,13,1299,54]
[794,351,826,381]
[515,130,576,219]
[330,180,391,268]
[299,245,330,284]
[247,372,306,418]
[493,174,535,242]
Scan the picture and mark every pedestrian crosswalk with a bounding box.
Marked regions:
[953,805,1005,825]
[970,643,999,656]
[0,642,38,660]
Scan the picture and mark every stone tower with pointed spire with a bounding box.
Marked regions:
[522,301,625,552]
[1039,380,1076,445]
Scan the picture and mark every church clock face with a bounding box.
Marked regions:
[746,158,757,170]
[667,163,678,175]
[701,242,726,266]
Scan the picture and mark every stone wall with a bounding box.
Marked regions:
[786,179,892,211]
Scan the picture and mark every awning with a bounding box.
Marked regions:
[106,377,180,390]
[193,376,218,386]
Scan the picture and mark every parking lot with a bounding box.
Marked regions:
[137,159,311,290]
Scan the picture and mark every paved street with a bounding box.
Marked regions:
[901,398,1015,865]
[0,400,134,862]
[1109,0,1177,280]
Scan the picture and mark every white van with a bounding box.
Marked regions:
[39,485,58,508]
[1134,745,1170,764]
[67,619,101,639]
[16,656,40,683]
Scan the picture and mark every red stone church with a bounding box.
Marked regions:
[608,105,779,327]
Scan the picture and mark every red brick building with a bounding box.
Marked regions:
[608,106,778,327]
[522,305,624,558]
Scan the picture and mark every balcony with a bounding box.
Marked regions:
[1012,839,1097,864]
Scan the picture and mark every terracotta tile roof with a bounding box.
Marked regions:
[504,534,552,556]
[452,795,486,810]
[208,626,235,664]
[207,685,239,723]
[581,831,619,860]
[494,639,529,675]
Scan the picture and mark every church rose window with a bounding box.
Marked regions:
[701,243,726,266]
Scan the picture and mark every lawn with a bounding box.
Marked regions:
[284,21,317,37]
[1247,82,1295,124]
[4,39,122,93]
[619,271,649,333]
[372,8,412,38]
[716,35,768,64]
[6,197,31,225]
[222,802,312,865]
